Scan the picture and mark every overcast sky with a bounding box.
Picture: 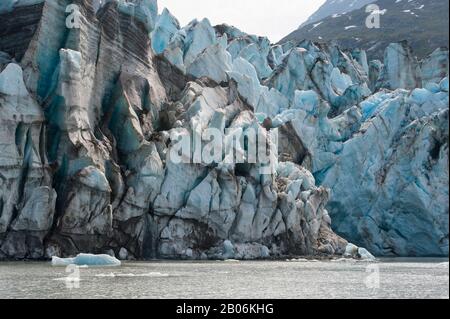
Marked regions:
[158,0,326,43]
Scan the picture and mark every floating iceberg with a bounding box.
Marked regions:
[344,244,376,261]
[52,254,122,267]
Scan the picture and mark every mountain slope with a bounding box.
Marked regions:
[300,0,374,28]
[280,0,449,59]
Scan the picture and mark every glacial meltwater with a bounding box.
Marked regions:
[0,259,448,299]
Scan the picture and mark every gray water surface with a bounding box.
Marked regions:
[0,259,448,299]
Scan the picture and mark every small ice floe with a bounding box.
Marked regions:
[331,258,356,263]
[95,273,116,278]
[344,244,377,261]
[95,272,169,278]
[286,258,319,263]
[53,277,81,282]
[52,253,121,267]
[358,248,376,261]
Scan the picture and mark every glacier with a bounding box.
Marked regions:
[0,0,448,260]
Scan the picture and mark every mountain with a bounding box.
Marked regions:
[280,0,450,60]
[0,0,448,260]
[300,0,374,27]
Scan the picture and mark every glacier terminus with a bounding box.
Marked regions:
[0,0,448,261]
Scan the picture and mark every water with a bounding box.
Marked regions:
[0,259,448,299]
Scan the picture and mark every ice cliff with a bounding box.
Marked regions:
[0,0,448,260]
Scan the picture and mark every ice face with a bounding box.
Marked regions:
[117,0,158,33]
[322,85,449,256]
[187,41,233,83]
[377,42,421,90]
[266,44,370,114]
[420,48,449,87]
[0,63,29,96]
[225,34,273,81]
[183,18,217,68]
[0,0,16,13]
[440,77,449,92]
[227,57,262,108]
[151,8,180,54]
[237,42,273,80]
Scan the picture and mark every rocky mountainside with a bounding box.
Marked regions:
[280,0,450,60]
[0,0,448,260]
[300,0,374,28]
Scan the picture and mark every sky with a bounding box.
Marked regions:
[157,0,326,43]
